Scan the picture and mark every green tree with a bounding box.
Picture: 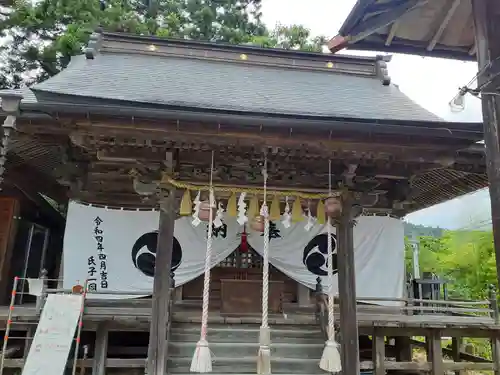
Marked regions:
[406,230,496,300]
[0,0,327,89]
[0,0,266,88]
[438,230,496,299]
[250,24,327,52]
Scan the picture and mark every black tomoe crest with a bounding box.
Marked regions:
[131,231,182,277]
[303,233,338,276]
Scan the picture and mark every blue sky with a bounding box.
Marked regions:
[261,0,490,230]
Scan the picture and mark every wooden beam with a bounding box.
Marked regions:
[337,194,359,375]
[146,181,176,375]
[471,0,500,291]
[469,42,477,56]
[385,21,400,46]
[427,0,462,51]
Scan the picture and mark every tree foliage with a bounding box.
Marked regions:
[407,230,496,360]
[406,230,497,300]
[0,0,327,89]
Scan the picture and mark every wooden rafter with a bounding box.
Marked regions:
[427,0,463,51]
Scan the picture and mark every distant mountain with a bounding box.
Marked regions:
[404,222,443,238]
[405,188,491,230]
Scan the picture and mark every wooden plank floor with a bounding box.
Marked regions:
[0,301,496,331]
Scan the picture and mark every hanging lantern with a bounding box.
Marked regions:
[324,196,342,217]
[198,200,216,222]
[251,215,265,232]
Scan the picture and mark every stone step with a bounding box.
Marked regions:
[168,356,325,374]
[169,341,324,359]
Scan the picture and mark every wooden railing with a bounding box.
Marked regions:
[313,277,498,320]
[313,278,500,374]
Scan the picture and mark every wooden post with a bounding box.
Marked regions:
[92,323,109,375]
[471,0,500,289]
[451,337,462,375]
[146,185,176,375]
[337,194,359,375]
[427,331,443,375]
[372,330,385,375]
[489,285,500,375]
[35,269,48,314]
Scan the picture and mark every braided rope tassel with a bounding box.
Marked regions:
[190,153,215,373]
[257,156,271,375]
[319,162,341,373]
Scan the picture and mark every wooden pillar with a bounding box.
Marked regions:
[92,323,109,375]
[146,186,176,375]
[337,195,359,375]
[372,330,385,375]
[428,331,443,375]
[471,0,500,289]
[297,283,311,307]
[451,337,462,375]
[0,197,19,304]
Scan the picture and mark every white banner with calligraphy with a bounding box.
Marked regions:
[62,202,240,297]
[63,201,405,302]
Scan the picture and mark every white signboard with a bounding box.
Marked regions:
[63,201,405,303]
[22,294,83,375]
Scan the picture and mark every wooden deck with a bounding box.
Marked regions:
[0,300,498,373]
[1,300,498,337]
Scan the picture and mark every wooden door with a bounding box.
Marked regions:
[182,247,298,312]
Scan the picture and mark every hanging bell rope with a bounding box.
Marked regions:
[257,153,271,375]
[190,150,215,373]
[319,159,342,373]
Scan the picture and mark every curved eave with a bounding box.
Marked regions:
[333,0,477,61]
[20,93,484,142]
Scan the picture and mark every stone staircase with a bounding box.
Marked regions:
[168,321,327,374]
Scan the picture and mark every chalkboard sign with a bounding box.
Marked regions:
[22,294,83,375]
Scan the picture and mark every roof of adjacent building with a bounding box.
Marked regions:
[329,0,477,61]
[10,31,447,123]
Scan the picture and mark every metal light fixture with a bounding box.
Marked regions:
[449,87,467,113]
[1,93,23,115]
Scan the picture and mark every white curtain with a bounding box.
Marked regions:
[63,202,239,298]
[247,216,405,303]
[63,201,405,303]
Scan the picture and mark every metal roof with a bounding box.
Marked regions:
[24,32,445,122]
[0,32,489,212]
[330,0,477,61]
